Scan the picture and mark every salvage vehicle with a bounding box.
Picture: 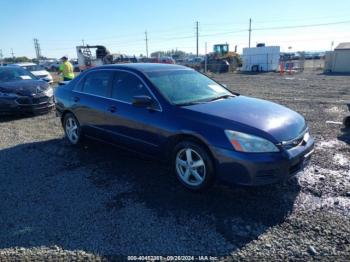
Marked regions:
[343,103,350,127]
[54,63,314,191]
[10,62,53,83]
[0,66,54,114]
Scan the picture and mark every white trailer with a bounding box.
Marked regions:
[242,46,280,72]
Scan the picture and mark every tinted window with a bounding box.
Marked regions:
[111,71,149,102]
[82,71,112,97]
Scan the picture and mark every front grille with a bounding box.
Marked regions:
[16,97,31,105]
[282,130,308,150]
[33,96,49,104]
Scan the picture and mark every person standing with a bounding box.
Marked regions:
[59,56,74,81]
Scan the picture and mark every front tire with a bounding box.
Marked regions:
[173,141,215,191]
[343,116,350,128]
[63,113,82,145]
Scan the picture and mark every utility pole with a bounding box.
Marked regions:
[82,39,85,46]
[33,38,42,60]
[248,18,252,48]
[11,48,15,60]
[204,42,207,73]
[145,31,149,58]
[0,49,3,66]
[196,21,199,57]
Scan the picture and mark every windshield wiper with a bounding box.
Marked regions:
[206,94,235,102]
[176,101,207,106]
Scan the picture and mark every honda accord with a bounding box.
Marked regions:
[54,64,314,191]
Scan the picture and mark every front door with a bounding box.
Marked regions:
[104,70,163,155]
[71,70,113,138]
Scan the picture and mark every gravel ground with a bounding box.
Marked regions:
[0,70,349,261]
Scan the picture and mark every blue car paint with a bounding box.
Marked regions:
[55,63,314,186]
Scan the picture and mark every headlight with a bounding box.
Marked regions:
[0,92,17,98]
[224,130,279,153]
[44,87,53,97]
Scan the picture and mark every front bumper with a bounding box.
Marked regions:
[212,136,315,186]
[0,95,55,115]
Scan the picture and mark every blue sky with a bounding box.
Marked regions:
[1,0,350,58]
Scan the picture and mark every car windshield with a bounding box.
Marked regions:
[147,70,233,105]
[0,67,37,83]
[21,65,44,71]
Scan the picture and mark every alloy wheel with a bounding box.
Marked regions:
[65,117,79,144]
[175,148,206,186]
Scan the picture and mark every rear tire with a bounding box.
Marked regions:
[63,113,82,145]
[173,140,215,192]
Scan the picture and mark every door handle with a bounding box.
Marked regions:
[108,105,117,113]
[73,96,80,102]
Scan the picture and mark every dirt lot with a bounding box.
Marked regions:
[0,70,349,261]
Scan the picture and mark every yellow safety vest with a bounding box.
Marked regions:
[59,61,74,79]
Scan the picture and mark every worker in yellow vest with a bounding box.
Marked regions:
[59,56,75,81]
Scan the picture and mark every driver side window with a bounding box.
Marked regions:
[111,71,150,103]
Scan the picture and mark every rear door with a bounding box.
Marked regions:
[104,70,163,155]
[70,70,113,137]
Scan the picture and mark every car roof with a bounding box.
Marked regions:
[11,62,36,66]
[0,65,25,70]
[95,63,191,73]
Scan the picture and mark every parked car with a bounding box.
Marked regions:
[45,61,61,72]
[54,63,314,191]
[70,59,81,72]
[0,66,54,114]
[139,57,175,64]
[159,56,175,64]
[10,62,53,83]
[343,103,350,127]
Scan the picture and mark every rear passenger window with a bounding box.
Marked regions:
[82,71,112,97]
[111,71,149,102]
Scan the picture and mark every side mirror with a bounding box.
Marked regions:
[132,95,154,108]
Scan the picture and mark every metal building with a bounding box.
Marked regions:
[324,42,350,73]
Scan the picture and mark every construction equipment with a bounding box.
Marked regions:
[76,45,137,71]
[203,44,241,73]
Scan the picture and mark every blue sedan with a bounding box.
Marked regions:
[54,63,314,191]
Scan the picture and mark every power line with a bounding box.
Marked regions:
[254,20,350,31]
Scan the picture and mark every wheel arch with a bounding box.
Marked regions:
[60,109,75,124]
[165,132,217,168]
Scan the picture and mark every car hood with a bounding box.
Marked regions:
[0,80,49,96]
[32,70,50,77]
[183,95,306,142]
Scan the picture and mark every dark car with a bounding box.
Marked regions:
[54,63,314,191]
[0,66,54,114]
